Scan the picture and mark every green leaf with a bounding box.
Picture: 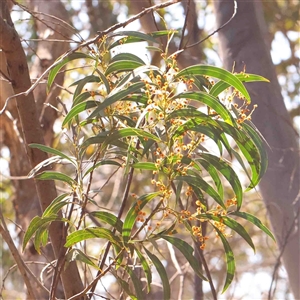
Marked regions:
[241,122,268,191]
[89,81,145,119]
[66,248,100,270]
[132,162,157,171]
[110,270,137,300]
[209,73,269,97]
[135,247,152,293]
[34,225,49,254]
[71,75,101,100]
[89,211,123,233]
[231,211,276,241]
[42,193,70,217]
[161,235,207,280]
[218,121,261,190]
[174,92,234,125]
[84,160,121,177]
[62,101,98,127]
[23,215,59,251]
[175,65,251,102]
[105,60,144,76]
[197,158,223,200]
[29,144,76,165]
[35,171,76,187]
[65,227,120,248]
[105,128,160,146]
[175,175,225,209]
[198,153,243,209]
[111,53,146,64]
[108,30,171,50]
[47,52,94,92]
[125,266,145,300]
[201,214,255,251]
[213,227,235,293]
[122,192,160,244]
[144,247,170,300]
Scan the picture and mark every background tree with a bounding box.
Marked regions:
[213,1,299,298]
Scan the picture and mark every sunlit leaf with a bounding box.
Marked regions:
[105,60,145,76]
[209,73,269,97]
[132,162,157,170]
[71,75,101,100]
[23,215,59,251]
[108,30,172,50]
[62,101,99,127]
[65,227,121,247]
[218,121,261,190]
[200,214,255,251]
[89,81,145,119]
[175,65,251,102]
[197,158,224,199]
[174,92,234,125]
[34,225,49,254]
[42,193,70,217]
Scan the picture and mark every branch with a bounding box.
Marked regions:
[0,0,182,114]
[173,0,237,58]
[0,211,37,299]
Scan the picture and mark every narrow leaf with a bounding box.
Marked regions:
[144,247,170,300]
[65,227,121,248]
[105,60,144,76]
[66,248,100,270]
[36,171,76,187]
[122,192,160,244]
[23,215,59,251]
[175,175,225,209]
[89,211,123,233]
[135,247,152,293]
[213,227,235,293]
[161,235,207,280]
[175,65,251,102]
[174,92,234,125]
[198,153,243,209]
[89,81,145,119]
[47,52,94,92]
[29,144,76,165]
[231,211,275,241]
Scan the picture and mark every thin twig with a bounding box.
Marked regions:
[268,206,300,300]
[0,0,182,115]
[0,212,37,299]
[174,0,237,59]
[177,0,191,51]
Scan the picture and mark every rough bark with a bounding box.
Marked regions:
[213,1,300,298]
[0,0,84,298]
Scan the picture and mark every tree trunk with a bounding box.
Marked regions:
[213,1,299,298]
[0,0,84,298]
